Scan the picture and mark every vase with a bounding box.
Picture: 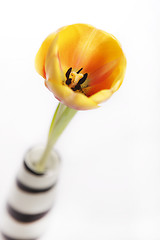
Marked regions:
[1,145,60,240]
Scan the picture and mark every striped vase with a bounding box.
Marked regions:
[1,145,60,240]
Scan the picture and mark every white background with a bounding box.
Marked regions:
[0,0,160,239]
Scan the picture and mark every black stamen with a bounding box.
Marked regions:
[72,84,81,91]
[76,68,83,74]
[66,78,72,85]
[72,73,88,92]
[65,67,72,79]
[78,73,88,85]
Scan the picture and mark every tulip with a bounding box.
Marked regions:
[35,23,126,111]
[35,24,126,172]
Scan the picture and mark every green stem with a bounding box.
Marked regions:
[35,103,77,172]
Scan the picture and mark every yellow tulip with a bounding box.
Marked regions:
[35,23,126,110]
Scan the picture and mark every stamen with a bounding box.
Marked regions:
[65,67,72,79]
[77,73,88,85]
[76,68,83,74]
[66,78,72,85]
[65,67,88,93]
[72,84,81,91]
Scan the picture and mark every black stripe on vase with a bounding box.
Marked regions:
[7,204,50,223]
[23,161,45,176]
[16,178,57,194]
[2,233,37,240]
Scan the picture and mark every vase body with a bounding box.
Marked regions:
[1,146,60,240]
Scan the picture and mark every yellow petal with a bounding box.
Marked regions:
[111,56,127,93]
[46,81,98,110]
[35,33,56,78]
[72,92,99,110]
[90,89,112,104]
[45,35,64,84]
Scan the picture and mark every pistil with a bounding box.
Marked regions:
[69,71,83,88]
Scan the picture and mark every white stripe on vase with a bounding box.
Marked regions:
[8,179,57,214]
[16,178,56,193]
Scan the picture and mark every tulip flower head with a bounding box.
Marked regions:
[35,24,126,110]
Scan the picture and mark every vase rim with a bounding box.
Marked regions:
[24,145,60,176]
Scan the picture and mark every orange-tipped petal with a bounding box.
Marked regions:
[82,31,125,75]
[58,24,125,73]
[35,33,56,78]
[58,24,98,71]
[57,24,126,95]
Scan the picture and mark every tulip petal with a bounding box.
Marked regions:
[84,52,126,96]
[90,89,112,104]
[46,81,98,110]
[58,24,125,74]
[72,92,99,110]
[35,33,56,78]
[57,24,98,71]
[45,35,64,84]
[111,57,127,93]
[57,24,126,97]
[83,31,125,75]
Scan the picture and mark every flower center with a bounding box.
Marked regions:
[65,67,88,92]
